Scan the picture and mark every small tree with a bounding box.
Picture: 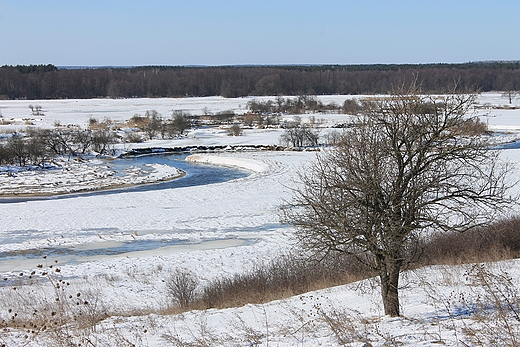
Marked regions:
[28,104,44,117]
[91,128,116,155]
[280,125,319,148]
[502,90,519,104]
[166,268,199,308]
[6,135,30,166]
[283,84,515,317]
[227,124,243,136]
[143,110,163,140]
[169,110,191,136]
[71,129,93,155]
[0,142,8,165]
[26,128,55,166]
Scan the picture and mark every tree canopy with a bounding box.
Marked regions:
[283,85,516,316]
[1,62,520,99]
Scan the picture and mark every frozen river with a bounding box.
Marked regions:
[0,153,250,203]
[0,153,256,271]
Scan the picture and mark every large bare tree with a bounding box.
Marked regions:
[283,85,515,317]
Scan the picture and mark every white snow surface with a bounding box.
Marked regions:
[186,153,268,172]
[0,93,519,346]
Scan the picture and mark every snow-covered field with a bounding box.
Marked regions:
[0,94,519,346]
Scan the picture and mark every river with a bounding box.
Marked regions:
[0,153,250,203]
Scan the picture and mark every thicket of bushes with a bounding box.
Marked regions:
[167,217,520,311]
[0,128,116,167]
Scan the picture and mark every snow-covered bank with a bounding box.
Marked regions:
[0,158,184,196]
[1,94,520,346]
[103,259,517,347]
[2,259,518,346]
[186,153,268,172]
[0,150,314,280]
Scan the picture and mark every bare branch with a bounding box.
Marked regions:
[282,86,516,317]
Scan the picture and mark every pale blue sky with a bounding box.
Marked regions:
[1,0,518,66]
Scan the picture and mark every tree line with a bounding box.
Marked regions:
[0,128,116,167]
[0,109,194,167]
[1,62,520,100]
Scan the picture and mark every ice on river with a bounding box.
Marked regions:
[0,93,519,346]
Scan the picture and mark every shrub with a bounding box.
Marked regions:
[185,216,520,312]
[166,268,199,308]
[227,124,243,136]
[124,132,144,143]
[458,117,489,135]
[342,98,361,114]
[419,217,520,266]
[196,254,371,310]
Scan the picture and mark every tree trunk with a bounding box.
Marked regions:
[380,260,401,317]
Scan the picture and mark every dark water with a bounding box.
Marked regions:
[0,153,250,203]
[107,153,249,190]
[496,141,520,150]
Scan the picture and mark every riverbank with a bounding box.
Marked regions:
[2,95,520,346]
[0,148,287,198]
[0,157,185,197]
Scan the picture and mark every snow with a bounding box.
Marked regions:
[117,260,518,347]
[0,158,184,196]
[186,153,268,172]
[0,93,519,346]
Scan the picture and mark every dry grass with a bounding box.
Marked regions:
[0,268,148,347]
[459,264,520,346]
[187,254,372,311]
[419,216,520,266]
[182,216,520,313]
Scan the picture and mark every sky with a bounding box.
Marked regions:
[1,0,519,67]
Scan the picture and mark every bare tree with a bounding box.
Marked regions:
[169,110,191,136]
[502,90,519,104]
[91,129,116,155]
[166,268,199,308]
[282,85,515,317]
[71,130,93,155]
[280,125,319,148]
[6,136,29,166]
[143,110,163,140]
[28,104,44,117]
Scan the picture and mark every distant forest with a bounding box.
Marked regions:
[1,62,519,100]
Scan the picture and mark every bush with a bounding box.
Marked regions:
[166,268,199,308]
[124,132,144,143]
[342,98,361,114]
[458,117,489,135]
[227,124,243,136]
[183,216,520,312]
[196,254,371,310]
[419,217,520,266]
